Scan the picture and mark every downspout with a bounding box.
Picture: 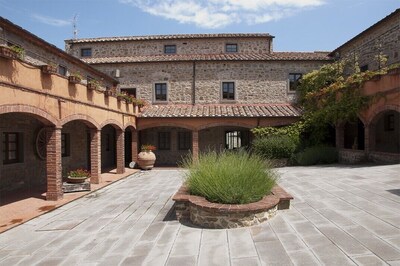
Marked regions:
[192,61,196,105]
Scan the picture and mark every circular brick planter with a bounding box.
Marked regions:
[173,185,293,229]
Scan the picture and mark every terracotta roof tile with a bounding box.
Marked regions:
[139,104,301,118]
[83,52,331,64]
[66,33,273,44]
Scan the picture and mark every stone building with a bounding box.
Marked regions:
[65,34,331,165]
[0,17,138,200]
[331,9,400,163]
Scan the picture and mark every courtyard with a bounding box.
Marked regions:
[0,164,399,265]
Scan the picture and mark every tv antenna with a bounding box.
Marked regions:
[73,14,78,39]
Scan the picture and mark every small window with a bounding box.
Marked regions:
[3,132,22,164]
[225,131,241,150]
[61,133,70,157]
[222,82,235,100]
[384,114,395,131]
[58,65,67,76]
[81,48,92,57]
[155,83,167,102]
[360,65,369,72]
[226,43,238,53]
[164,45,176,54]
[289,73,302,91]
[121,88,137,98]
[158,132,171,150]
[178,132,191,150]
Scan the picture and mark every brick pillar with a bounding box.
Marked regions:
[335,123,344,149]
[46,127,63,201]
[116,129,125,174]
[132,130,138,162]
[90,129,101,184]
[192,130,199,162]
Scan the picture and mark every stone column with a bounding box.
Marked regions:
[116,129,125,174]
[131,130,138,162]
[192,130,199,162]
[335,123,344,149]
[90,129,101,184]
[46,127,63,201]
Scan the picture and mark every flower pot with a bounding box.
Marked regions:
[0,46,17,59]
[67,176,89,183]
[68,75,81,84]
[137,151,156,170]
[41,64,57,74]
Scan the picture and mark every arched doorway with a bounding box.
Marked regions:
[124,126,137,167]
[372,110,400,153]
[343,118,365,150]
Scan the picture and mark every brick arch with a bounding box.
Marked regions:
[198,122,254,131]
[124,122,136,131]
[100,119,123,130]
[138,123,196,131]
[0,104,58,126]
[368,105,400,126]
[61,114,100,129]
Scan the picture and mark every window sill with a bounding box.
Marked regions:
[152,101,169,105]
[220,100,237,104]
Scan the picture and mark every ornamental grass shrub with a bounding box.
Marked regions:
[252,135,298,159]
[182,150,277,204]
[292,146,338,166]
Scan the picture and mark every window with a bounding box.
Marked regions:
[121,88,137,98]
[360,64,369,72]
[289,73,302,91]
[164,45,176,54]
[158,132,171,150]
[225,131,250,150]
[384,114,395,131]
[61,133,70,157]
[226,43,238,53]
[58,65,67,76]
[178,132,191,150]
[81,48,92,57]
[3,132,22,164]
[222,82,235,100]
[155,83,167,101]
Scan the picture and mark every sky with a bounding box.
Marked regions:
[0,0,398,52]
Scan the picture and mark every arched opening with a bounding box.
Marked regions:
[139,126,192,166]
[61,120,95,179]
[373,110,400,153]
[344,118,365,150]
[199,126,252,154]
[101,124,117,171]
[0,113,53,202]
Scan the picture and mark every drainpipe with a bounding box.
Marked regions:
[192,61,196,105]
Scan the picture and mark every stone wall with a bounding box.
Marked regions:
[66,37,272,58]
[94,60,324,104]
[336,11,399,71]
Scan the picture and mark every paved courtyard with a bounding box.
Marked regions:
[0,164,399,265]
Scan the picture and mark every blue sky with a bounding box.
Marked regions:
[0,0,398,52]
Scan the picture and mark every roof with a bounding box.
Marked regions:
[139,104,302,118]
[65,33,274,44]
[0,17,118,84]
[83,52,331,64]
[330,8,399,56]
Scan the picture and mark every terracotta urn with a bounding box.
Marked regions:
[137,150,156,170]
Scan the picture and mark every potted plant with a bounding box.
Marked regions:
[87,79,101,90]
[41,63,58,74]
[68,72,82,84]
[0,45,18,59]
[67,169,91,183]
[137,144,156,170]
[9,45,25,59]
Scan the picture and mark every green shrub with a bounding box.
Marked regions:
[252,135,298,159]
[182,151,277,204]
[292,146,338,166]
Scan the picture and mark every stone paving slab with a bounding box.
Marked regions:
[0,164,399,265]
